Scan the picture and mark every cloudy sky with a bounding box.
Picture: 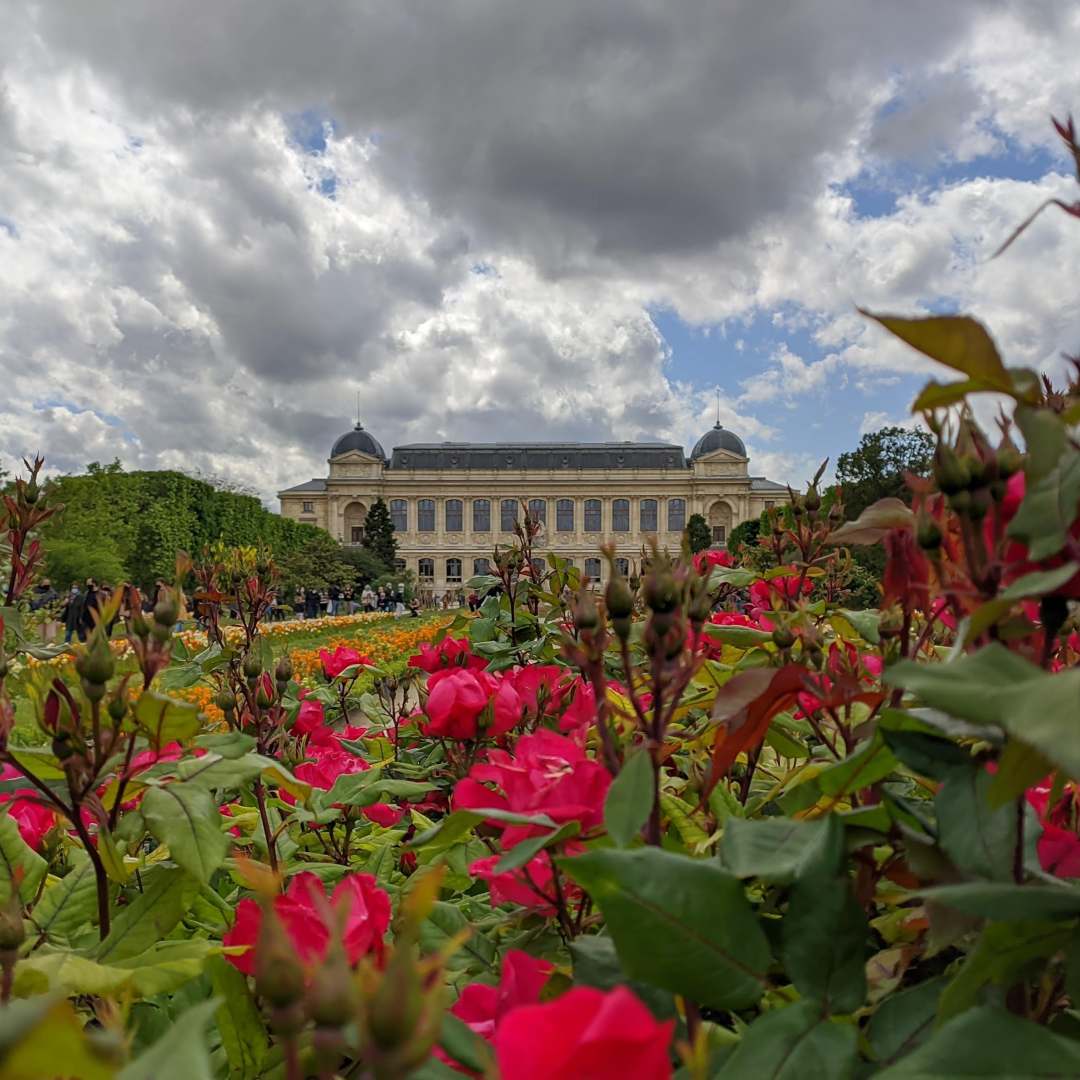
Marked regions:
[3,1,1080,501]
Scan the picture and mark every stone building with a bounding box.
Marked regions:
[278,421,786,593]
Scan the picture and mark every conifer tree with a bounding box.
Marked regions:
[361,497,398,569]
[685,513,711,553]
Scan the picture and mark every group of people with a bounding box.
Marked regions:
[41,578,179,643]
[290,583,421,619]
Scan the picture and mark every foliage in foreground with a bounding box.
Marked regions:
[4,114,1080,1080]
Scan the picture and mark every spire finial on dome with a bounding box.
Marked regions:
[355,391,363,430]
[715,386,721,428]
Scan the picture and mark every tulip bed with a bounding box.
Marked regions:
[5,141,1080,1077]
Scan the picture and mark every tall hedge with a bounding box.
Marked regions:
[41,464,325,586]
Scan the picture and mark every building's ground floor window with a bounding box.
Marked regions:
[418,558,435,580]
[712,525,726,544]
[473,557,491,575]
[614,557,630,576]
[584,557,601,582]
[446,558,463,583]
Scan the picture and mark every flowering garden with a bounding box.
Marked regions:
[5,125,1080,1080]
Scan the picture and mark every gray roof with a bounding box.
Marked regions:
[279,478,327,495]
[331,424,387,461]
[691,424,746,459]
[389,442,689,470]
[750,477,788,492]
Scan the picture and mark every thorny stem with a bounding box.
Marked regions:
[254,781,279,874]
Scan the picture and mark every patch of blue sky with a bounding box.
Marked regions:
[840,138,1060,220]
[0,216,17,238]
[287,108,335,155]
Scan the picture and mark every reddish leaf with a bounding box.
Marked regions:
[705,665,809,798]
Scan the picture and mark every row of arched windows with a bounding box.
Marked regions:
[415,555,626,583]
[390,497,686,534]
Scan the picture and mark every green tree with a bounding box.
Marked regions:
[685,513,711,554]
[44,538,127,588]
[339,545,392,586]
[728,517,761,558]
[834,426,934,520]
[361,497,398,567]
[277,533,354,596]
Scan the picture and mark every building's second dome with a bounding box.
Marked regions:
[691,423,746,459]
[330,423,386,460]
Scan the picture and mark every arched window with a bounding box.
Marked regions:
[612,498,630,532]
[418,558,435,580]
[389,499,407,531]
[501,499,518,532]
[530,557,546,579]
[527,498,547,526]
[556,499,574,532]
[446,558,463,583]
[668,498,686,532]
[640,499,658,532]
[584,557,602,582]
[473,499,491,532]
[417,499,435,532]
[709,500,734,545]
[343,501,367,545]
[473,557,491,576]
[393,558,406,573]
[584,499,602,532]
[615,557,630,577]
[445,499,463,532]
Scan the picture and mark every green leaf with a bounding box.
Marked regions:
[875,1005,1080,1078]
[832,608,881,645]
[0,811,47,906]
[867,977,946,1067]
[95,867,198,963]
[114,939,221,997]
[569,934,677,1020]
[118,998,219,1080]
[937,921,1071,1022]
[604,750,654,847]
[208,955,268,1080]
[935,766,1016,882]
[920,883,1080,921]
[421,901,497,976]
[860,311,1012,393]
[194,731,257,758]
[142,783,229,885]
[987,740,1054,808]
[783,874,868,1013]
[912,377,996,411]
[562,848,769,1010]
[493,821,580,873]
[722,999,857,1079]
[30,852,100,941]
[828,497,913,545]
[438,1013,494,1075]
[702,623,773,649]
[132,691,203,748]
[816,735,898,798]
[0,998,114,1080]
[720,817,842,884]
[1008,443,1080,561]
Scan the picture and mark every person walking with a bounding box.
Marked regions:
[78,580,100,642]
[62,583,83,644]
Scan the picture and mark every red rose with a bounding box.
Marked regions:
[693,548,735,574]
[425,669,521,740]
[469,854,562,914]
[409,636,488,674]
[363,802,405,828]
[494,985,673,1080]
[454,729,610,848]
[320,646,370,680]
[995,471,1080,598]
[0,784,56,852]
[223,870,391,974]
[293,695,326,739]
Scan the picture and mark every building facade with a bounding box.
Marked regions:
[278,422,786,594]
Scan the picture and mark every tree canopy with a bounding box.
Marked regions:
[685,513,711,554]
[361,497,398,568]
[835,426,935,520]
[41,462,326,587]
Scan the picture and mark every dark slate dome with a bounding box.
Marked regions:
[691,423,746,460]
[330,423,386,460]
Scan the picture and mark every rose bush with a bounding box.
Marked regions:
[4,114,1080,1077]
